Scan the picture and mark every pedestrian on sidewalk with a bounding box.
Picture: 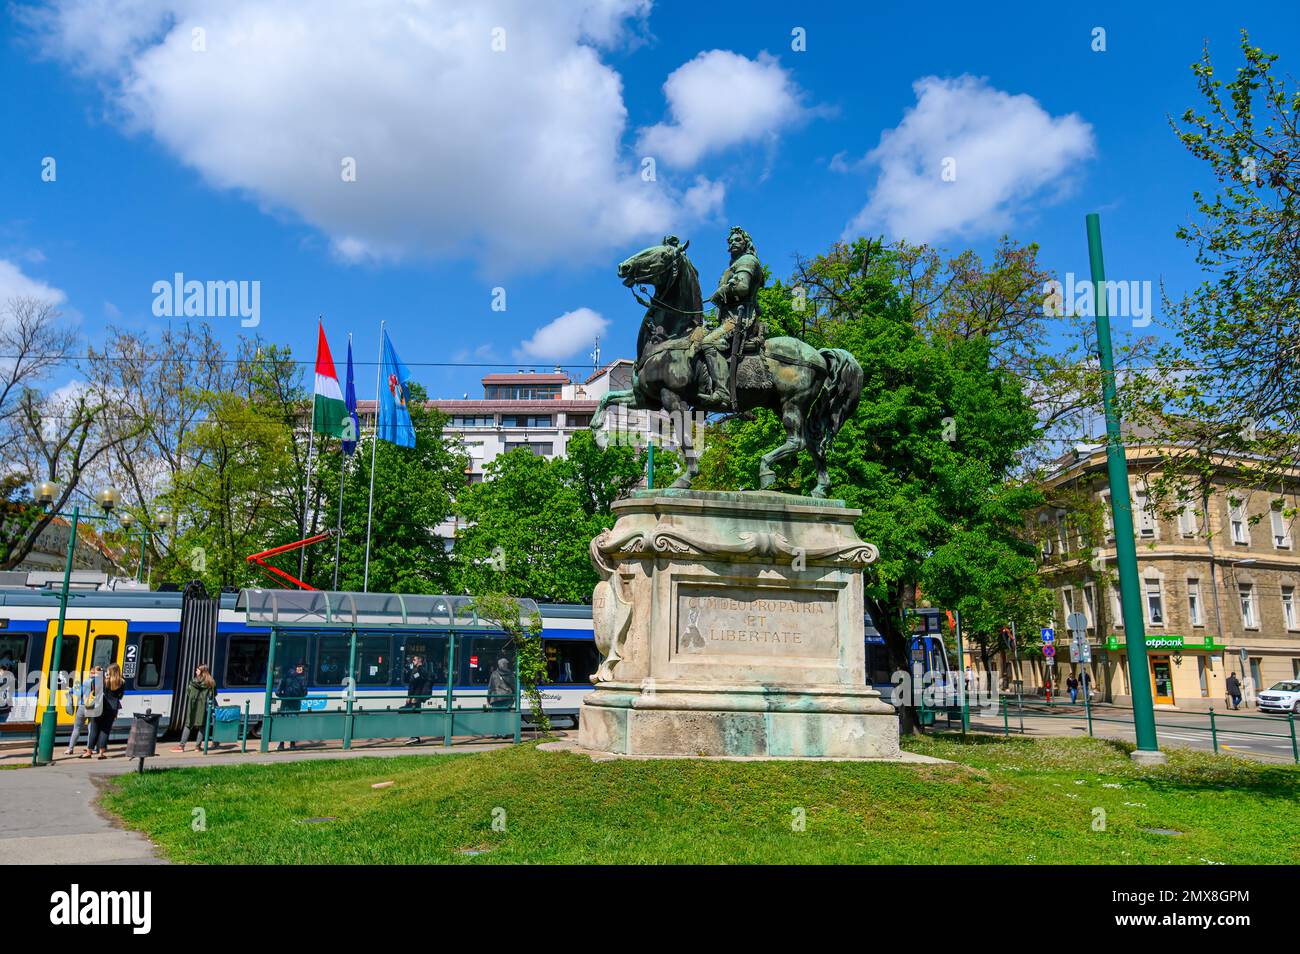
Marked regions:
[1226,671,1243,710]
[65,665,101,755]
[171,664,215,753]
[275,661,307,751]
[82,663,124,760]
[1067,674,1079,704]
[1080,669,1091,700]
[404,654,431,745]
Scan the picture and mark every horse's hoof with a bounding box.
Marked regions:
[810,487,828,499]
[759,469,775,489]
[670,475,692,490]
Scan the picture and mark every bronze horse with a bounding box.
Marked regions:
[590,238,863,498]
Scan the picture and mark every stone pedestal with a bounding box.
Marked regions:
[578,489,899,759]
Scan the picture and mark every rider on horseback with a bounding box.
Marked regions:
[691,226,765,411]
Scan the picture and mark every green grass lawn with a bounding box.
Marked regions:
[99,736,1298,864]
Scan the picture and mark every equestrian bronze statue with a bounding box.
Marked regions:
[590,228,863,498]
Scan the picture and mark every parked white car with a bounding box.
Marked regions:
[1256,681,1300,714]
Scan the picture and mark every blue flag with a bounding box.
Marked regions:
[342,336,359,455]
[377,330,415,448]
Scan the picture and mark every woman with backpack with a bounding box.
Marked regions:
[81,662,125,759]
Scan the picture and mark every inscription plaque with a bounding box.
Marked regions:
[675,585,838,659]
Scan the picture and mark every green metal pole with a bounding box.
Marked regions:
[1084,677,1094,737]
[1002,698,1009,737]
[1288,711,1297,764]
[955,610,969,733]
[647,440,655,490]
[1209,707,1219,754]
[135,527,148,582]
[1087,213,1162,760]
[443,634,455,747]
[343,627,358,750]
[203,698,212,754]
[261,630,278,753]
[241,700,249,753]
[513,655,522,744]
[35,506,78,765]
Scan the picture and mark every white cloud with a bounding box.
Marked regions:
[638,50,808,167]
[0,258,67,307]
[844,75,1095,244]
[24,0,720,270]
[514,307,608,362]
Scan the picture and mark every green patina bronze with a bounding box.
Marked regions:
[591,229,863,498]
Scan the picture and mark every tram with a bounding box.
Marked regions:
[0,575,951,740]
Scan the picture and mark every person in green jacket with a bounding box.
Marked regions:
[171,664,215,753]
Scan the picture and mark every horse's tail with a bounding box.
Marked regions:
[805,348,863,458]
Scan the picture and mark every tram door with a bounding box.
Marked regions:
[35,620,127,726]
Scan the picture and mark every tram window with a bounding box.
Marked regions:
[865,643,893,686]
[0,635,27,679]
[89,635,117,670]
[225,636,270,688]
[396,635,450,685]
[356,635,391,686]
[543,640,599,685]
[56,635,80,681]
[273,635,310,684]
[468,637,514,686]
[136,635,165,689]
[314,636,350,685]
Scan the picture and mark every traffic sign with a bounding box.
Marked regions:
[1041,627,1054,641]
[1043,644,1056,657]
[1066,612,1088,636]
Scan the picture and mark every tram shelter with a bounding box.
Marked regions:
[235,590,527,752]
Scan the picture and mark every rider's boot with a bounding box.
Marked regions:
[697,348,732,411]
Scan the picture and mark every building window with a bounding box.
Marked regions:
[1187,580,1202,626]
[567,414,592,429]
[1271,505,1291,549]
[1239,583,1257,628]
[1284,586,1297,630]
[1083,585,1096,628]
[1111,586,1124,628]
[500,414,553,428]
[1039,513,1053,557]
[1145,578,1164,625]
[485,384,561,400]
[1178,501,1198,537]
[503,442,552,456]
[1229,499,1249,544]
[451,415,495,428]
[1062,587,1075,627]
[1197,655,1208,696]
[1099,491,1114,541]
[1135,489,1156,538]
[1249,657,1262,692]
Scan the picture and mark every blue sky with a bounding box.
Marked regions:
[2,0,1298,402]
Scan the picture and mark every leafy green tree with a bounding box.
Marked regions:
[1160,31,1300,475]
[471,591,548,731]
[452,432,649,603]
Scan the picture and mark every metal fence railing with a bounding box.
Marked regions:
[922,695,1300,764]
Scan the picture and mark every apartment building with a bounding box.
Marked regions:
[1035,440,1300,712]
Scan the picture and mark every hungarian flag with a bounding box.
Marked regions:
[312,321,349,437]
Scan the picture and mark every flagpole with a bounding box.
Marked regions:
[363,321,385,592]
[300,318,322,583]
[332,333,351,591]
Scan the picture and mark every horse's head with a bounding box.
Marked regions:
[617,237,691,290]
